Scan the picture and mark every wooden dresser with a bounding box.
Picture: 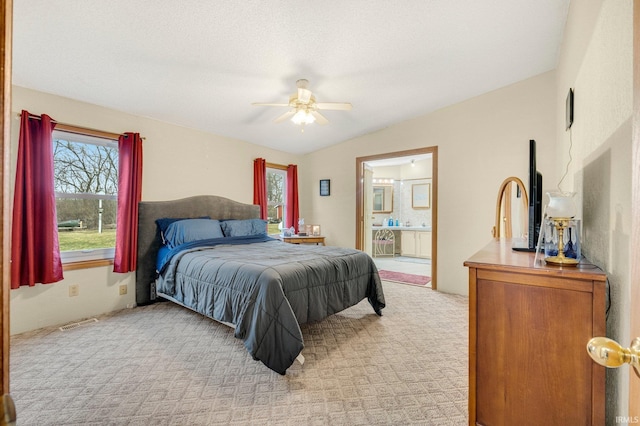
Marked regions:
[464,239,606,426]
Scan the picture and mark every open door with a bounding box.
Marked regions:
[0,0,16,423]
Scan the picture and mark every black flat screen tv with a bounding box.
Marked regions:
[513,139,542,252]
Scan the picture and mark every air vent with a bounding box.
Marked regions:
[59,318,98,331]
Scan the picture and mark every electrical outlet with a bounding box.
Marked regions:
[119,285,127,295]
[69,284,79,297]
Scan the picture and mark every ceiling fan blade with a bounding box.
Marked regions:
[274,110,295,123]
[311,111,329,125]
[315,102,352,111]
[252,102,290,107]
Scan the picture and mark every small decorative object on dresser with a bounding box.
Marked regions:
[311,225,321,236]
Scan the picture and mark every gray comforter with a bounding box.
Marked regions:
[156,239,385,374]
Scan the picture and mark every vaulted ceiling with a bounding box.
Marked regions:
[13,0,570,154]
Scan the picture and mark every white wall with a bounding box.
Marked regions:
[555,0,633,419]
[303,71,557,295]
[10,86,300,334]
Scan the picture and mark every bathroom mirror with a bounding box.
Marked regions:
[492,177,528,238]
[373,185,393,213]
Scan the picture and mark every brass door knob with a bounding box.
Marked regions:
[586,336,640,377]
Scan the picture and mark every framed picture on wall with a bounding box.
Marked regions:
[320,179,330,196]
[412,183,430,209]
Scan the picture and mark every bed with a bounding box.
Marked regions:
[135,195,386,374]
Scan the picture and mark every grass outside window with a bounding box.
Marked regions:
[58,229,116,252]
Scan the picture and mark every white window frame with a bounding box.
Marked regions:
[52,129,118,264]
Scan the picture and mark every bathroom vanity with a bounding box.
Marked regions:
[371,226,431,259]
[400,229,431,258]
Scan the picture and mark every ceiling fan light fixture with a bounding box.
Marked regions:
[252,78,350,127]
[291,109,315,125]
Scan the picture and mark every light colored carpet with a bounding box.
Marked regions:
[10,281,468,425]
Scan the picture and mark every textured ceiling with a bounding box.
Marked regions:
[12,0,570,154]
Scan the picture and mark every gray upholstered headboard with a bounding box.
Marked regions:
[135,195,260,305]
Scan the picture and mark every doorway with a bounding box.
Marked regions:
[356,147,438,290]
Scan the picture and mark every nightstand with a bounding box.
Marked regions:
[278,235,325,245]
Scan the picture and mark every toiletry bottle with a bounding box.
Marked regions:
[395,219,399,226]
[388,216,393,226]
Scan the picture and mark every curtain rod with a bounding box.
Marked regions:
[17,112,145,140]
[266,162,288,170]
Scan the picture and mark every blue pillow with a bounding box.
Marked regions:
[220,219,268,237]
[156,216,210,235]
[163,218,224,248]
[155,216,210,244]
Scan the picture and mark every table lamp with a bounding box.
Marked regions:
[544,192,579,266]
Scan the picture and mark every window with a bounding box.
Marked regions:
[266,166,287,234]
[53,130,118,263]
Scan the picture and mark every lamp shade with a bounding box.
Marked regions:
[546,192,576,218]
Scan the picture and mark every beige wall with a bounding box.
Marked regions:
[555,0,633,419]
[303,71,557,295]
[10,86,299,334]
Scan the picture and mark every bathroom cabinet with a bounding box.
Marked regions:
[464,239,606,425]
[400,230,431,258]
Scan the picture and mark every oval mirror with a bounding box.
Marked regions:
[492,177,528,238]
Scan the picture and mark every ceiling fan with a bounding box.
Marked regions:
[252,79,352,127]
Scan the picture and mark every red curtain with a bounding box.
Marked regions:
[253,158,268,220]
[11,110,63,288]
[113,133,143,273]
[286,164,300,232]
